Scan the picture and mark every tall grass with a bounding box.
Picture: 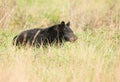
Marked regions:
[0,0,120,82]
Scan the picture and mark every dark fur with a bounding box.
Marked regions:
[13,21,77,47]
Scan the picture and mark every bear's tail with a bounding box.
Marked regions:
[13,35,18,46]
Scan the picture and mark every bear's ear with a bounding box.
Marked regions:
[61,21,65,27]
[66,21,70,26]
[57,21,65,31]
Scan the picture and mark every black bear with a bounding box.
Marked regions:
[13,21,77,47]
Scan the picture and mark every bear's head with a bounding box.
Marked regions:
[57,21,77,42]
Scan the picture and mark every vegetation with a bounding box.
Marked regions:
[0,0,120,82]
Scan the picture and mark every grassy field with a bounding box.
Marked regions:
[0,0,120,82]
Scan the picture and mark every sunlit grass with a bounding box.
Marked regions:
[0,0,120,82]
[0,28,120,82]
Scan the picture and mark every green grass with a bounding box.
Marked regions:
[0,0,120,82]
